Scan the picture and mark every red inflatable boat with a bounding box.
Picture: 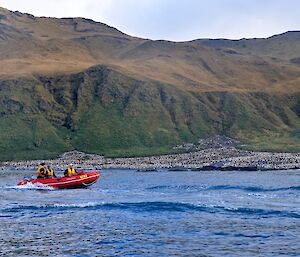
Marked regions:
[17,171,100,189]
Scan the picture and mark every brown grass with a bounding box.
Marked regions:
[1,7,300,93]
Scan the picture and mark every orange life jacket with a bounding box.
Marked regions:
[47,168,54,177]
[37,166,46,178]
[67,167,77,177]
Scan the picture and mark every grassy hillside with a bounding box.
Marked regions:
[199,31,300,63]
[0,66,299,160]
[1,7,300,93]
[0,7,299,160]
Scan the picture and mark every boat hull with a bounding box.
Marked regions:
[17,171,100,189]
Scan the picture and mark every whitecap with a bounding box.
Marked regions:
[15,182,55,190]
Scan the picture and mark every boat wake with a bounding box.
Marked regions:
[4,182,55,191]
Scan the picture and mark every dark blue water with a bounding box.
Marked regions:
[1,169,300,257]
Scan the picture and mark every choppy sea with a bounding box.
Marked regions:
[0,169,299,256]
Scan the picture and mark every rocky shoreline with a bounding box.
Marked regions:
[1,147,300,172]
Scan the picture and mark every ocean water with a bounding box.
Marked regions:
[0,169,299,257]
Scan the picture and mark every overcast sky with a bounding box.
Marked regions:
[1,0,300,41]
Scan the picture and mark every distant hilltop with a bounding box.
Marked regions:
[0,7,299,161]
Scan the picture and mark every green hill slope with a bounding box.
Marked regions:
[0,65,299,160]
[0,7,299,160]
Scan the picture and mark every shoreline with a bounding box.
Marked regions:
[1,147,300,172]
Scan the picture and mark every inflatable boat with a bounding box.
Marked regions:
[17,171,100,189]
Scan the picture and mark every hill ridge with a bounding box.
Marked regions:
[0,7,299,160]
[1,6,299,42]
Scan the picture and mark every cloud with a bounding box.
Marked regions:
[1,0,300,41]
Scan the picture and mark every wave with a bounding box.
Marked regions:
[2,201,300,219]
[147,185,206,191]
[147,185,300,193]
[208,185,300,192]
